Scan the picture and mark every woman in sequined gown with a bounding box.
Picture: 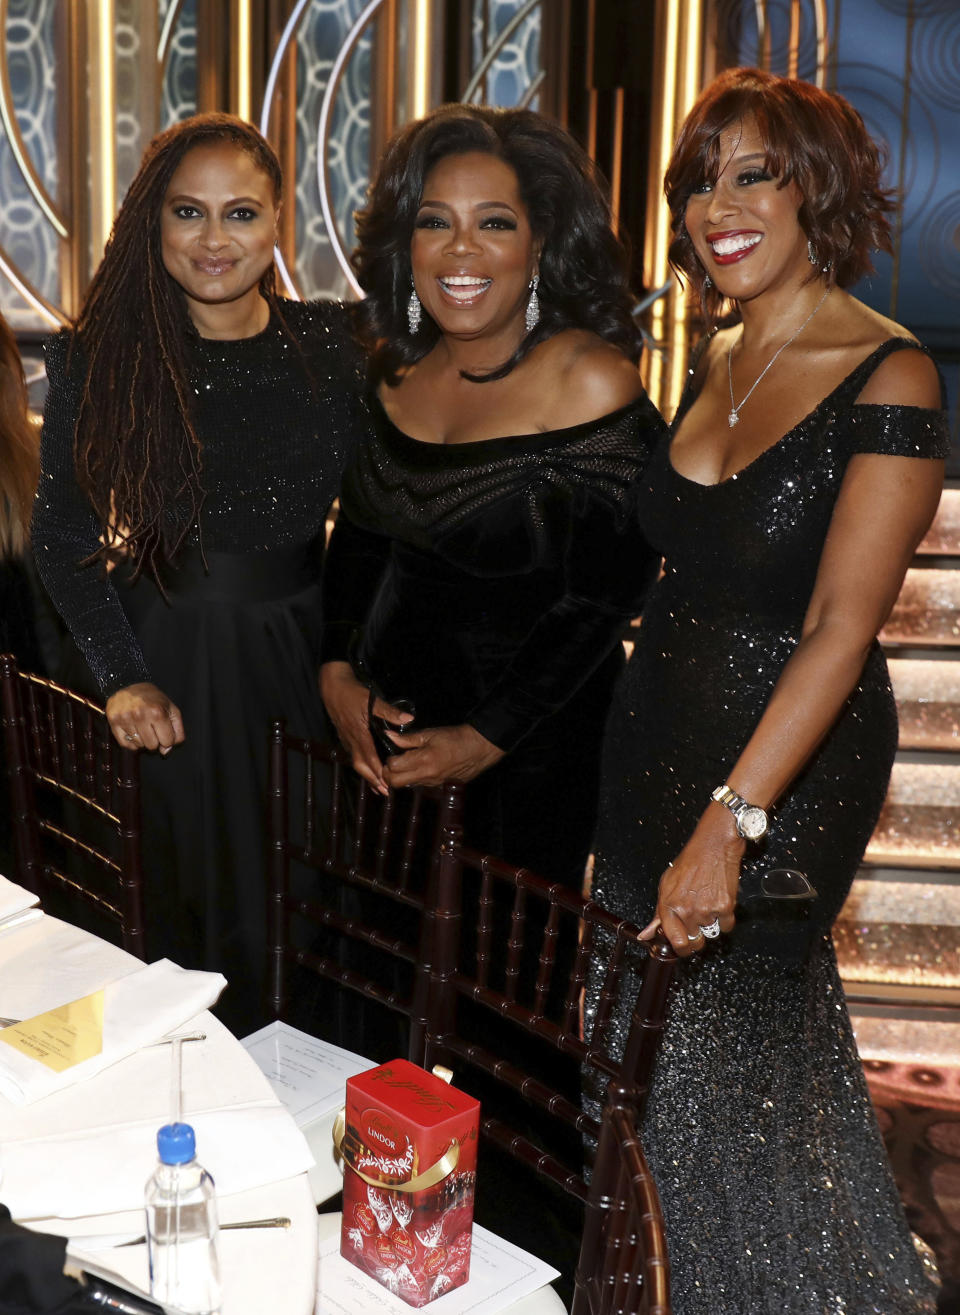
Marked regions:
[585,70,949,1313]
[319,106,664,890]
[34,116,364,1031]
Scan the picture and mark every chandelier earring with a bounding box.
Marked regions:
[406,282,422,334]
[807,238,831,273]
[525,273,540,332]
[703,273,713,290]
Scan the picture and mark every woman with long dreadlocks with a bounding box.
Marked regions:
[34,113,365,1029]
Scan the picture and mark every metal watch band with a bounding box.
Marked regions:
[710,783,768,840]
[711,784,747,812]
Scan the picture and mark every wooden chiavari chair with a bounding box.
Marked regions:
[0,653,145,957]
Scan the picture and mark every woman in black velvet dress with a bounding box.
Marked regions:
[585,70,948,1313]
[320,105,664,891]
[34,115,363,1031]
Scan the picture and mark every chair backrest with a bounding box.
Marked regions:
[572,1082,670,1315]
[0,653,145,957]
[266,720,464,1059]
[422,807,680,1202]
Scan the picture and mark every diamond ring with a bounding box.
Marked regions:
[699,918,721,939]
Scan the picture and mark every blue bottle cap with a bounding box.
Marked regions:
[157,1122,196,1165]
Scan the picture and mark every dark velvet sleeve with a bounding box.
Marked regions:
[466,398,664,752]
[31,333,151,697]
[318,506,392,666]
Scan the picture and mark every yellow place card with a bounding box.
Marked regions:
[0,989,104,1071]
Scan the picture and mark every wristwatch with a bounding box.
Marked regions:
[710,784,769,841]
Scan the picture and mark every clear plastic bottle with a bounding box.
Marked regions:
[145,1122,221,1315]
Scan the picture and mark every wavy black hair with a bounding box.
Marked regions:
[352,104,643,383]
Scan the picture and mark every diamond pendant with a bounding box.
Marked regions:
[728,409,739,427]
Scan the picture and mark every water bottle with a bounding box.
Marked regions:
[145,1122,221,1315]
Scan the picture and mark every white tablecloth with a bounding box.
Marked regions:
[66,1174,318,1315]
[0,908,318,1314]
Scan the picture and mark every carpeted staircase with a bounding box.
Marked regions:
[836,484,960,1312]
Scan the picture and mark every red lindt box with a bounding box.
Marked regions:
[339,1059,480,1306]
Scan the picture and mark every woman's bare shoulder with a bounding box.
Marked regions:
[535,330,645,426]
[833,294,940,408]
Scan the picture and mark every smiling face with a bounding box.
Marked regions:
[683,115,809,303]
[410,150,539,347]
[160,140,279,324]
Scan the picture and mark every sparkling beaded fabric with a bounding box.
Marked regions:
[585,339,949,1313]
[35,299,364,695]
[32,299,366,1030]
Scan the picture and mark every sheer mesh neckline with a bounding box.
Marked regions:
[372,391,650,458]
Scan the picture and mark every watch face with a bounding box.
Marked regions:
[738,806,768,841]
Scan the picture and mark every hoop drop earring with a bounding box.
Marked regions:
[524,274,540,332]
[407,283,422,334]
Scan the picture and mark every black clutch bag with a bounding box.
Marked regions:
[367,686,417,765]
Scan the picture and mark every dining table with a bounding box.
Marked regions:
[0,893,319,1314]
[0,883,567,1315]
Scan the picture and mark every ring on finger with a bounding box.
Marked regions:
[124,731,140,742]
[699,918,722,939]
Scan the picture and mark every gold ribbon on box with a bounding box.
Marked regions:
[332,1109,460,1192]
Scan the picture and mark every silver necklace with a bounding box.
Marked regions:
[727,286,831,427]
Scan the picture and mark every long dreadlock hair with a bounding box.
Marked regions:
[70,112,283,579]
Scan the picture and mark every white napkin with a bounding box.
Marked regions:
[6,1103,314,1218]
[2,1011,314,1219]
[0,958,226,1104]
[0,874,40,928]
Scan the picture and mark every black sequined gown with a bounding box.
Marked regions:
[34,301,364,1030]
[585,339,949,1314]
[320,392,665,888]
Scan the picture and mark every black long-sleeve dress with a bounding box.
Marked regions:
[319,389,664,1292]
[320,392,666,889]
[585,338,949,1313]
[33,300,364,1031]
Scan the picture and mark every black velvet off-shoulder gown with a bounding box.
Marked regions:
[320,392,665,890]
[321,388,664,1288]
[585,339,950,1314]
[34,301,364,1031]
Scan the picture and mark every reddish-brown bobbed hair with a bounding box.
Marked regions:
[665,68,896,320]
